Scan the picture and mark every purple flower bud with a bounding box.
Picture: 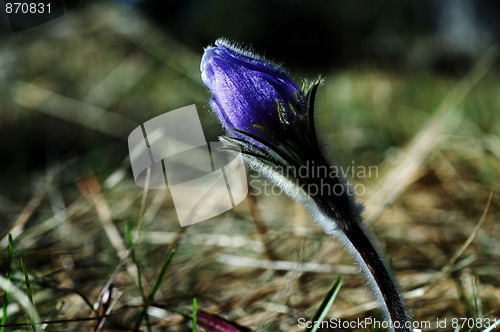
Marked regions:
[201,39,306,143]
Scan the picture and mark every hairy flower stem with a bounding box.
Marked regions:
[237,139,412,330]
[301,157,411,332]
[298,153,411,332]
[245,152,411,331]
[260,147,411,330]
[321,209,410,332]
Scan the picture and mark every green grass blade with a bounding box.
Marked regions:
[20,257,37,332]
[146,249,176,303]
[125,224,151,332]
[20,258,34,305]
[133,249,176,332]
[125,225,146,301]
[1,234,14,332]
[0,236,40,331]
[191,298,198,332]
[305,277,343,332]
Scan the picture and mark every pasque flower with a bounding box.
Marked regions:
[201,39,411,332]
[201,39,306,143]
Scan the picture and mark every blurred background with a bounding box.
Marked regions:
[1,0,499,197]
[0,1,499,331]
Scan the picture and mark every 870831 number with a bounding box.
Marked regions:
[451,318,499,329]
[5,2,51,14]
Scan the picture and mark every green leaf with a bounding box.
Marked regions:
[305,277,343,332]
[147,249,176,303]
[127,223,152,332]
[1,234,14,332]
[192,298,198,332]
[125,225,146,301]
[20,257,37,332]
[276,99,289,126]
[133,249,176,332]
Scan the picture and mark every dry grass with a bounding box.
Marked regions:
[1,3,499,332]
